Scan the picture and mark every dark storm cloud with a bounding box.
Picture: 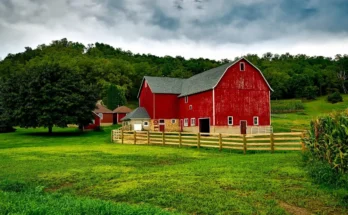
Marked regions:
[0,0,347,59]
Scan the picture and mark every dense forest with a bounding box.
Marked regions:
[1,38,347,102]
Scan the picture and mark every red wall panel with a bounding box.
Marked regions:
[139,80,154,118]
[101,113,113,124]
[154,94,179,119]
[117,113,127,123]
[179,90,213,125]
[214,59,270,126]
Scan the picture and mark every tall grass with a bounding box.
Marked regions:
[271,100,304,113]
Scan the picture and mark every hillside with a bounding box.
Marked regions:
[272,95,348,132]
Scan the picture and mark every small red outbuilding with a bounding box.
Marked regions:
[113,106,132,124]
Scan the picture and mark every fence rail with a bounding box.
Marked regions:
[111,130,305,153]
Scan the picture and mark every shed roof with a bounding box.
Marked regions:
[94,104,113,114]
[113,106,132,113]
[121,107,150,121]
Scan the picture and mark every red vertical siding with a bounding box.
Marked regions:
[154,94,179,119]
[101,113,113,124]
[118,113,127,123]
[179,90,213,125]
[214,59,270,126]
[139,80,154,119]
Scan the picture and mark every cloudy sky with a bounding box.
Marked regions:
[1,0,348,60]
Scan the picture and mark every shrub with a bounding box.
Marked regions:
[327,92,343,104]
[304,111,348,174]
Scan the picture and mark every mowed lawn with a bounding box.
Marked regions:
[1,127,347,214]
[272,95,348,132]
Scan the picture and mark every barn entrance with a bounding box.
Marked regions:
[159,119,165,132]
[199,118,210,133]
[240,121,247,134]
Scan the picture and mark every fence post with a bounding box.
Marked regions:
[134,131,137,145]
[121,129,124,144]
[243,134,247,154]
[197,133,200,149]
[219,133,222,151]
[134,131,136,145]
[270,133,274,153]
[111,130,113,143]
[301,132,305,152]
[179,132,182,148]
[162,131,165,145]
[147,131,150,145]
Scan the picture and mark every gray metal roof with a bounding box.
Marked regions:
[143,76,184,94]
[121,107,150,121]
[179,61,236,97]
[137,58,273,98]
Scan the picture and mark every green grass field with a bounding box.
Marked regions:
[1,126,347,214]
[272,95,348,132]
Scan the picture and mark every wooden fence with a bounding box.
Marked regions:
[112,130,305,153]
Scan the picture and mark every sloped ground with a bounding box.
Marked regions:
[0,127,347,214]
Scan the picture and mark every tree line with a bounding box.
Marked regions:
[0,38,347,132]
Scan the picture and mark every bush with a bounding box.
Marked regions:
[304,111,348,174]
[328,92,343,104]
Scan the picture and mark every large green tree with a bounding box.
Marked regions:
[103,84,127,110]
[1,61,98,134]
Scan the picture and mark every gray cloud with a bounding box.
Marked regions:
[0,0,347,59]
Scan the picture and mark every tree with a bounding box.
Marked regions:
[104,84,127,110]
[1,62,98,134]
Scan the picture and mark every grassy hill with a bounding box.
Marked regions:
[0,126,347,214]
[272,95,348,132]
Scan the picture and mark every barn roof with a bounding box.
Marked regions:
[113,106,132,113]
[94,104,113,114]
[137,57,273,98]
[141,76,184,95]
[121,107,150,121]
[179,62,235,97]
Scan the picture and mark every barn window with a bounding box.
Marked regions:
[159,119,165,124]
[143,121,149,126]
[171,119,176,124]
[253,117,259,125]
[189,105,193,110]
[191,118,196,126]
[240,62,245,71]
[228,116,233,125]
[184,118,188,126]
[185,96,188,103]
[98,113,103,120]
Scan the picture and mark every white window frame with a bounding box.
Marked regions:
[240,62,245,71]
[143,121,149,126]
[185,96,188,103]
[253,116,259,125]
[171,119,176,124]
[228,116,233,125]
[189,105,193,110]
[98,113,103,120]
[184,118,188,127]
[191,118,196,126]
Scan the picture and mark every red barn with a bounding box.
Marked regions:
[126,57,273,134]
[113,106,132,124]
